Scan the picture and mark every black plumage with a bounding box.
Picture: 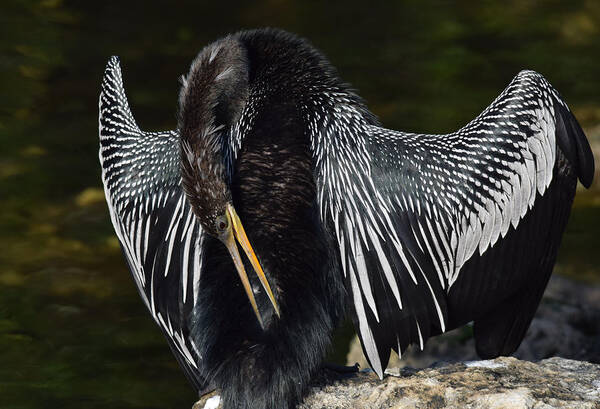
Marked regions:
[182,35,347,407]
[98,28,595,409]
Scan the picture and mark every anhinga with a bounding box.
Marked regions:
[98,29,595,409]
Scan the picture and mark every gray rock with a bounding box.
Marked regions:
[301,357,600,408]
[194,357,600,408]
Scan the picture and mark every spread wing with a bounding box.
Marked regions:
[318,70,594,376]
[99,57,205,390]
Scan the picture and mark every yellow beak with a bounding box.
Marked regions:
[222,203,281,328]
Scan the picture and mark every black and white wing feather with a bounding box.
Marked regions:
[316,70,594,377]
[99,57,205,390]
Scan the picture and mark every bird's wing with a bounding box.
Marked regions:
[99,56,205,390]
[319,70,593,377]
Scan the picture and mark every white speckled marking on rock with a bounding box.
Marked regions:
[465,359,506,369]
[203,395,220,409]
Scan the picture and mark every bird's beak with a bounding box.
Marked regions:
[223,203,281,328]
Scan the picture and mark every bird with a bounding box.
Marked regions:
[98,28,595,409]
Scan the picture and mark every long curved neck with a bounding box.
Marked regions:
[179,38,249,163]
[177,37,251,223]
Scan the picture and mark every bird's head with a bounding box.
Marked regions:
[177,37,280,327]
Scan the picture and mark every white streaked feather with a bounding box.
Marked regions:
[479,199,495,254]
[354,233,380,322]
[418,264,446,332]
[192,231,202,307]
[166,195,185,241]
[417,219,445,290]
[489,201,503,247]
[454,217,468,271]
[349,262,383,378]
[366,223,403,310]
[461,212,480,267]
[164,215,181,277]
[510,172,522,228]
[415,320,424,351]
[500,180,512,237]
[181,216,195,304]
[527,137,546,194]
[143,213,152,259]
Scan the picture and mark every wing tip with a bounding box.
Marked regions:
[524,70,595,188]
[99,54,143,137]
[554,101,595,188]
[100,55,123,106]
[102,55,123,88]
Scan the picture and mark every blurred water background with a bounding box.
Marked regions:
[1,1,599,408]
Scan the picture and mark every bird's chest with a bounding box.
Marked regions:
[200,118,329,324]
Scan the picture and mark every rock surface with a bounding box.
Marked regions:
[194,357,600,408]
[301,357,600,408]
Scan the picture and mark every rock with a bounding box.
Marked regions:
[347,275,600,369]
[302,357,600,408]
[194,357,600,408]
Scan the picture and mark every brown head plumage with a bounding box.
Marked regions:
[178,36,249,236]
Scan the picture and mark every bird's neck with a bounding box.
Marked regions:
[178,37,250,184]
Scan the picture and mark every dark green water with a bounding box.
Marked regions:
[1,1,599,408]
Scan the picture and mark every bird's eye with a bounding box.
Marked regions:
[215,216,229,233]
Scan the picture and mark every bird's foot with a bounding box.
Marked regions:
[322,361,360,374]
[323,362,360,373]
[192,389,221,409]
